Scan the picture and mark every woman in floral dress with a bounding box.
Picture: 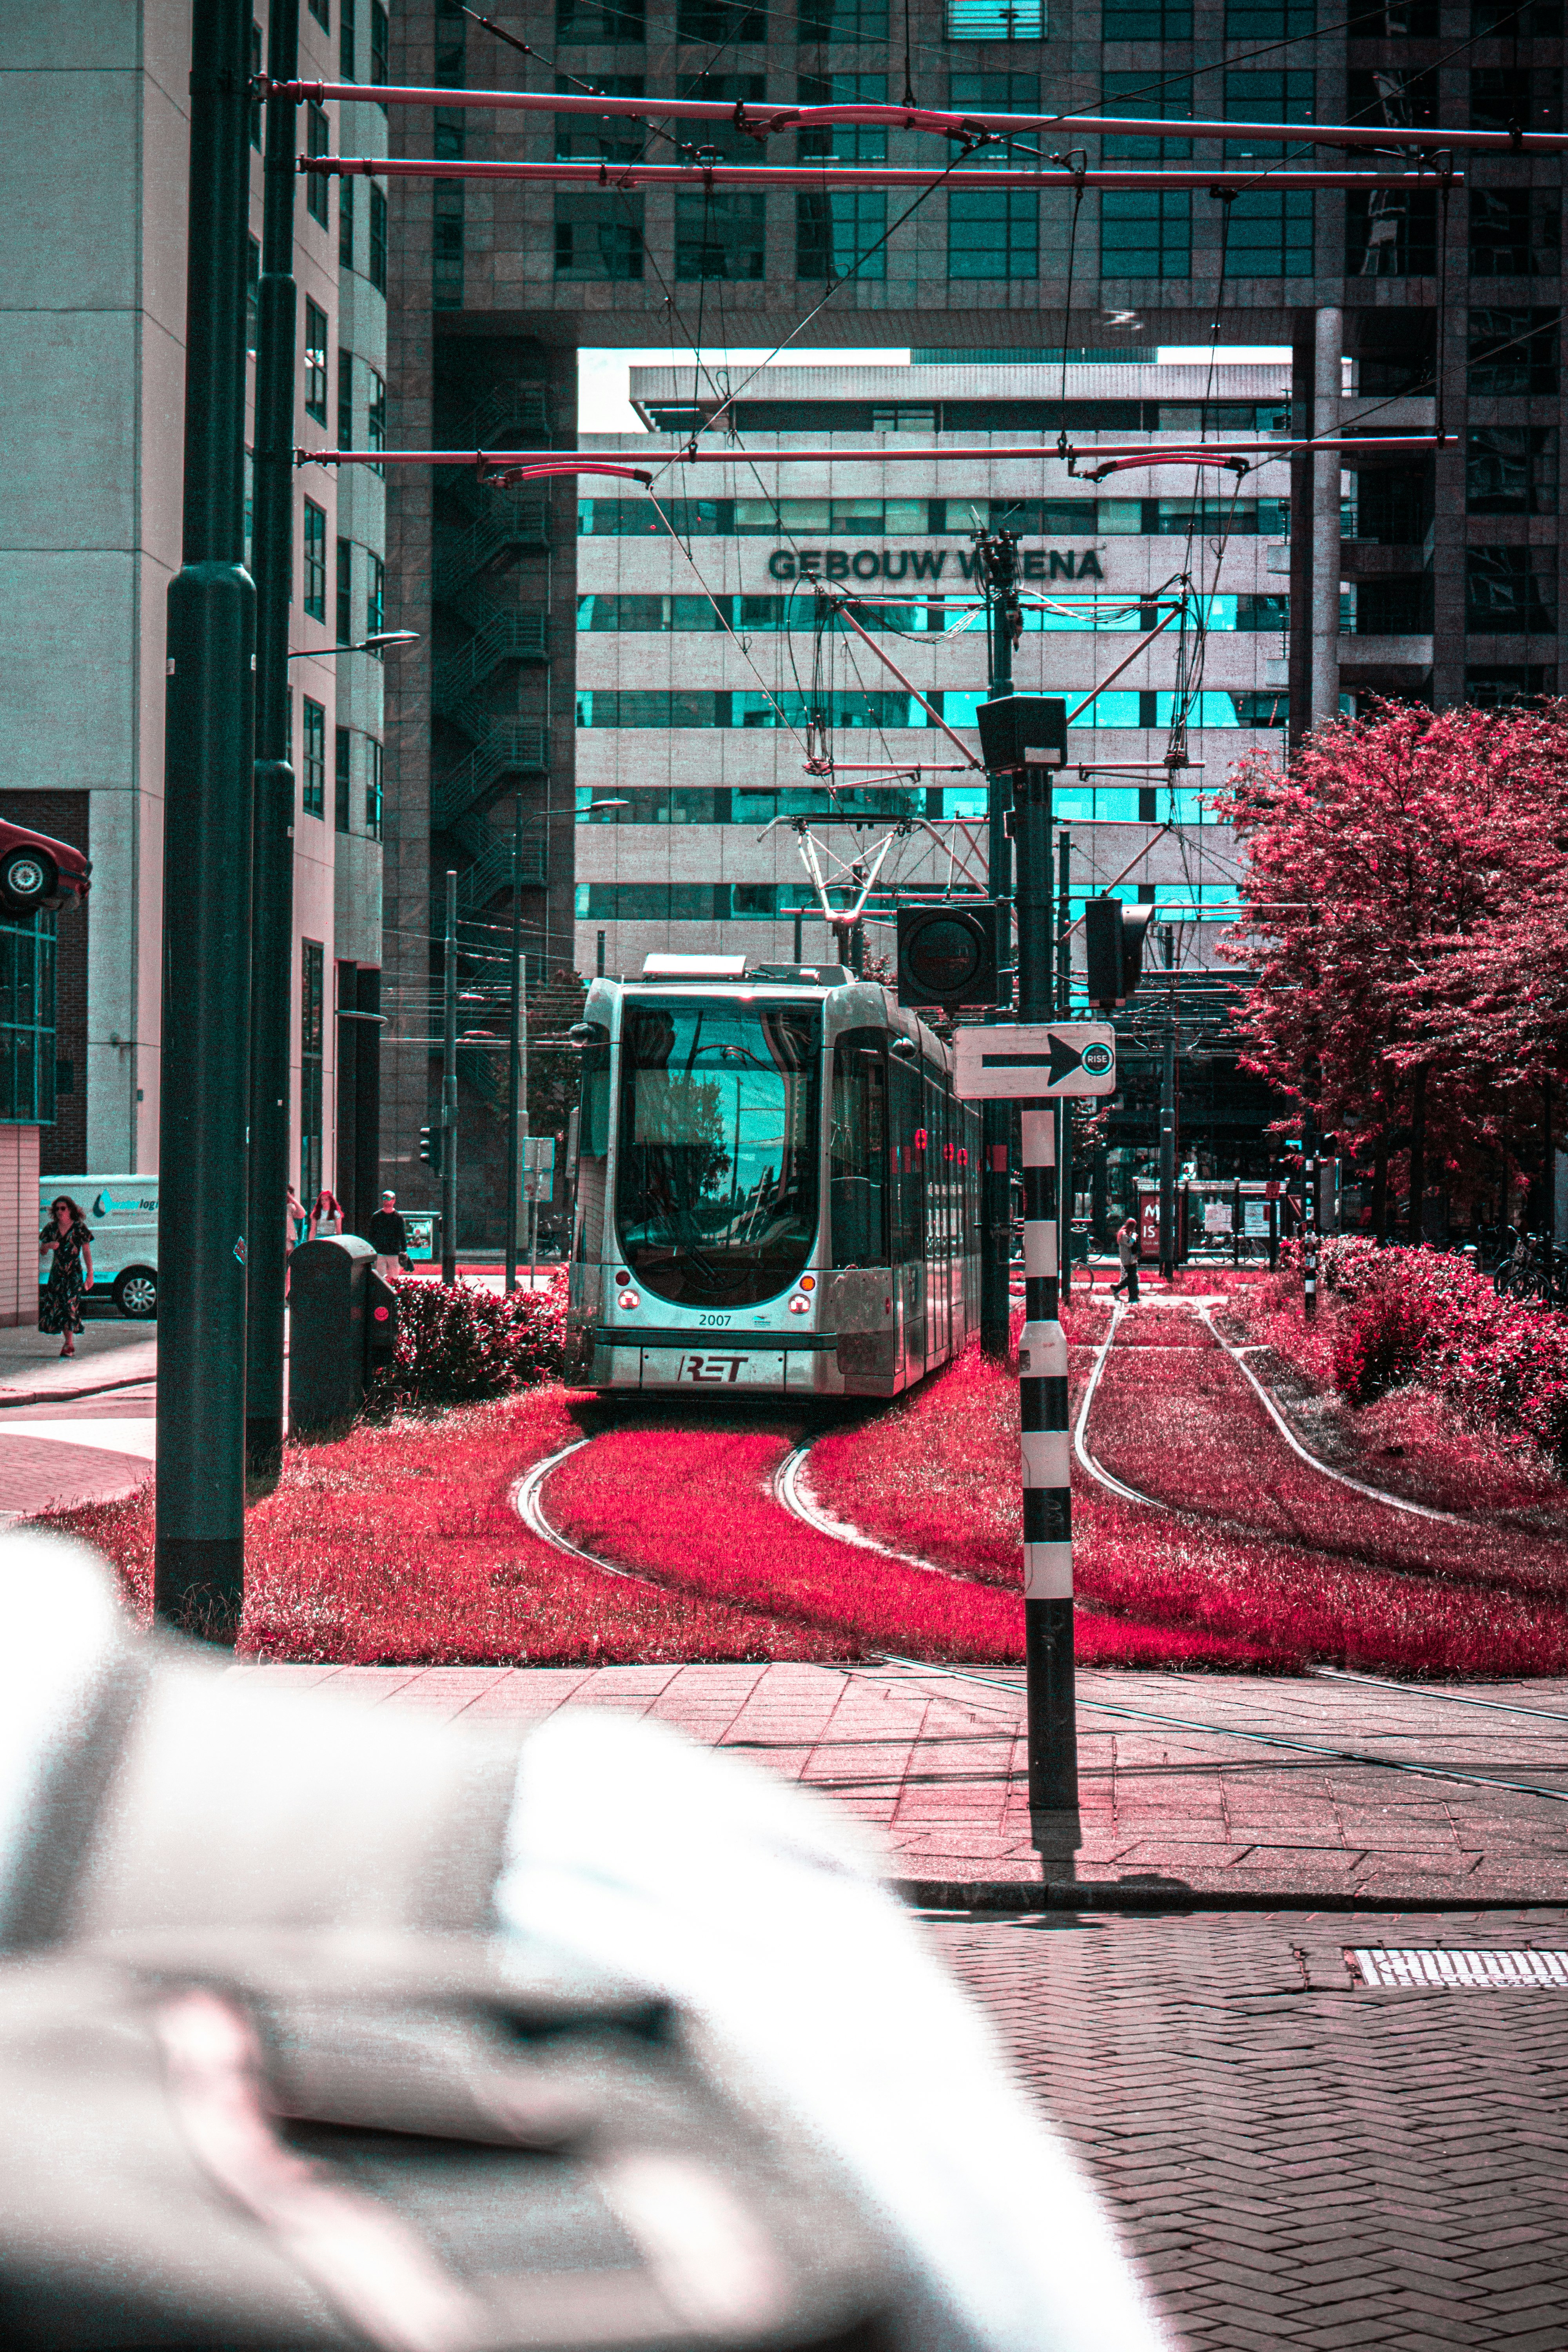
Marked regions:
[39,1195,94,1357]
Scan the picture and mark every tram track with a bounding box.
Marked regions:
[509,1416,1568,1806]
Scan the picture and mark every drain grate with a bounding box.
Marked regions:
[1348,1946,1568,1990]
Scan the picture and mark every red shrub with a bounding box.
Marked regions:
[369,1273,566,1410]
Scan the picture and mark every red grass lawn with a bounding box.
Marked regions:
[43,1391,842,1666]
[809,1319,1568,1677]
[1229,1286,1568,1531]
[543,1416,1263,1670]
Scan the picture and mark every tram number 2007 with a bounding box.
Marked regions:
[698,1314,731,1327]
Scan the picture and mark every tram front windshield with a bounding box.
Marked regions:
[616,997,821,1306]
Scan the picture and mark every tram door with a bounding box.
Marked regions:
[889,1055,926,1377]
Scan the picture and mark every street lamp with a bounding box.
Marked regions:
[286,631,421,657]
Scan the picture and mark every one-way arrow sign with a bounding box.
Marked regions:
[952,1022,1118,1102]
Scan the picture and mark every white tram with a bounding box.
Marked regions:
[563,955,983,1398]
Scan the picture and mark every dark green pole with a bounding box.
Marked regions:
[246,0,299,1471]
[980,531,1016,1359]
[505,795,522,1293]
[154,0,256,1641]
[442,871,459,1283]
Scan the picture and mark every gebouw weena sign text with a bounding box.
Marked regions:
[765,546,1106,581]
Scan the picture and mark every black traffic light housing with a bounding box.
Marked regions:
[1083,897,1157,1008]
[975,695,1068,774]
[418,1124,442,1172]
[897,902,1004,1009]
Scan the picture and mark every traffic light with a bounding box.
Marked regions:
[897,902,1004,1009]
[1083,897,1156,1008]
[975,695,1068,774]
[418,1124,442,1173]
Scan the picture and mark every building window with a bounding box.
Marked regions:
[309,0,329,26]
[1470,67,1563,133]
[1469,309,1560,396]
[1224,0,1312,30]
[369,186,387,290]
[1466,546,1559,633]
[1102,72,1190,160]
[1467,427,1559,515]
[556,74,649,163]
[340,0,356,75]
[303,499,327,619]
[1102,189,1191,278]
[944,0,1043,30]
[303,299,328,421]
[336,537,352,645]
[368,553,385,646]
[433,184,464,308]
[246,236,260,355]
[949,190,1037,278]
[1102,0,1190,30]
[306,104,330,228]
[1466,662,1559,704]
[799,71,887,163]
[366,368,385,474]
[0,914,57,1126]
[244,450,254,571]
[1224,191,1314,277]
[1470,189,1560,277]
[948,72,1039,165]
[302,699,327,816]
[679,0,765,33]
[336,727,352,832]
[250,21,262,146]
[337,346,352,445]
[301,940,324,1203]
[557,0,645,37]
[366,739,383,838]
[1347,189,1436,275]
[797,191,887,279]
[799,0,889,33]
[370,0,388,87]
[1472,0,1558,26]
[338,170,355,268]
[675,192,766,280]
[555,192,644,279]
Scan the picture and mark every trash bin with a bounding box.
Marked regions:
[290,1235,399,1434]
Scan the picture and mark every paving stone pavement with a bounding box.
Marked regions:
[928,1908,1568,2352]
[240,1660,1568,1904]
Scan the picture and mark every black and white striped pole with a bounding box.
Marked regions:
[1020,1100,1079,1857]
[955,1008,1117,1868]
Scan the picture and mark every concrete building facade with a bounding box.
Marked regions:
[0,0,387,1218]
[356,0,1564,1228]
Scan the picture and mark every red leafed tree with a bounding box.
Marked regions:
[1210,701,1568,1233]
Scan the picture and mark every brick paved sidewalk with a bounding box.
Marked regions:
[240,1660,1568,1906]
[937,1907,1568,2352]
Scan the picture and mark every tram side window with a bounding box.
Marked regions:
[829,1030,889,1267]
[573,1023,611,1264]
[889,1057,925,1262]
[925,1075,949,1260]
[962,1104,982,1250]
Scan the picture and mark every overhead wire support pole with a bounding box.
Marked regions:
[505,793,522,1296]
[156,0,256,1642]
[261,76,1548,154]
[306,156,1451,195]
[442,871,459,1287]
[246,0,300,1476]
[978,532,1019,1363]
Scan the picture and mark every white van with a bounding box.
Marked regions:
[40,1174,158,1318]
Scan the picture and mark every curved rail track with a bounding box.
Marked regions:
[510,1405,1568,1805]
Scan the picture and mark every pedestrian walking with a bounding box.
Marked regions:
[1110,1213,1140,1303]
[38,1195,94,1358]
[307,1187,343,1241]
[367,1189,408,1281]
[285,1183,306,1256]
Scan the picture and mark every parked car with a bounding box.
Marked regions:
[40,1173,157,1317]
[0,822,91,916]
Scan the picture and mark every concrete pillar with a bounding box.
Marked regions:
[1310,307,1344,734]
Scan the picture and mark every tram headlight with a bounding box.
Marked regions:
[788,1294,811,1314]
[617,1287,641,1310]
